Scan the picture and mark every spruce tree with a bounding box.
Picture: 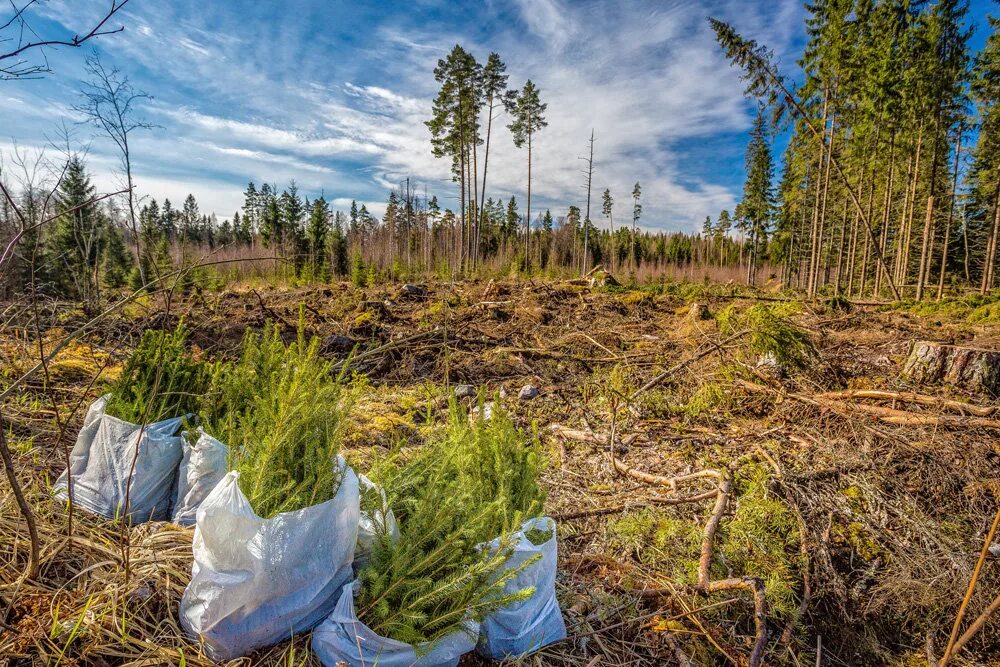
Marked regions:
[740,108,775,286]
[49,156,105,306]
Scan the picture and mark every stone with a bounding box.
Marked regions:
[399,283,428,300]
[454,384,475,399]
[518,384,539,400]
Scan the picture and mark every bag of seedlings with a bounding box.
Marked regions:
[53,394,187,522]
[55,323,211,523]
[171,428,228,526]
[477,516,567,659]
[312,581,479,667]
[179,461,360,660]
[355,472,399,568]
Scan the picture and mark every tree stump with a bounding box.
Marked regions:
[902,341,1000,397]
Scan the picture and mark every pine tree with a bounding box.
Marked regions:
[181,194,200,244]
[307,196,331,276]
[508,80,548,262]
[971,12,1000,292]
[478,53,516,237]
[631,183,642,269]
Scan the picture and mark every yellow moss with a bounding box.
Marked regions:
[353,310,375,327]
[831,520,883,562]
[619,290,653,309]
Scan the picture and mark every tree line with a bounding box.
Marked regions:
[714,0,999,300]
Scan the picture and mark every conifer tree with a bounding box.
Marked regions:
[508,80,548,260]
[740,108,775,286]
[49,155,105,307]
[631,182,642,269]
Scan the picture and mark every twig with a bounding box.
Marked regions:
[630,329,750,400]
[940,504,1000,665]
[0,412,39,580]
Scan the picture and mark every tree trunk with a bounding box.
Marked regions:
[903,341,1000,397]
[526,130,532,263]
[937,130,963,301]
[807,93,830,298]
[982,185,1000,294]
[916,116,942,301]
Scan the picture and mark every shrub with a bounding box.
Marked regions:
[716,303,815,369]
[105,322,211,423]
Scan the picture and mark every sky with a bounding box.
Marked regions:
[1,0,995,232]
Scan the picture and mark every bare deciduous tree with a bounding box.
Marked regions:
[74,52,154,283]
[0,0,130,80]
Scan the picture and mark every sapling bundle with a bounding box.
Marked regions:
[105,322,211,423]
[203,322,352,518]
[355,399,545,648]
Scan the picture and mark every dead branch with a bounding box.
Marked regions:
[631,329,750,399]
[814,389,997,417]
[947,592,1000,661]
[940,505,1000,665]
[0,412,39,580]
[737,380,1000,429]
[0,1,131,80]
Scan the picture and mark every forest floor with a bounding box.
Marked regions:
[2,277,1000,666]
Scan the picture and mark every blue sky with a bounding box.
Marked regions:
[2,0,994,232]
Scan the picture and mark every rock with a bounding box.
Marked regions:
[688,302,711,320]
[902,341,1000,397]
[320,334,357,356]
[399,283,428,300]
[454,384,475,399]
[499,386,508,399]
[518,384,539,400]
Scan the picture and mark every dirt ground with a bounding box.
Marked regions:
[2,278,1000,666]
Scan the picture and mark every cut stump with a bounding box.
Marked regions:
[902,341,1000,397]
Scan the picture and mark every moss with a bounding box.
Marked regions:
[353,310,376,327]
[682,382,729,418]
[618,290,653,309]
[831,520,883,562]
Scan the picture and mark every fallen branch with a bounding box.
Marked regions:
[630,330,750,400]
[940,505,1000,665]
[0,412,38,580]
[737,380,1000,429]
[814,389,997,417]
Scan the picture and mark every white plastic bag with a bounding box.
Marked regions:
[171,429,228,526]
[355,473,399,568]
[53,394,186,523]
[179,462,360,660]
[312,581,479,667]
[477,516,567,659]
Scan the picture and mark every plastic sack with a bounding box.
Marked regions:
[171,429,228,526]
[355,473,399,568]
[477,516,567,659]
[53,394,186,523]
[312,581,479,667]
[179,461,360,660]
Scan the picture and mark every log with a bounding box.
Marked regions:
[902,341,1000,397]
